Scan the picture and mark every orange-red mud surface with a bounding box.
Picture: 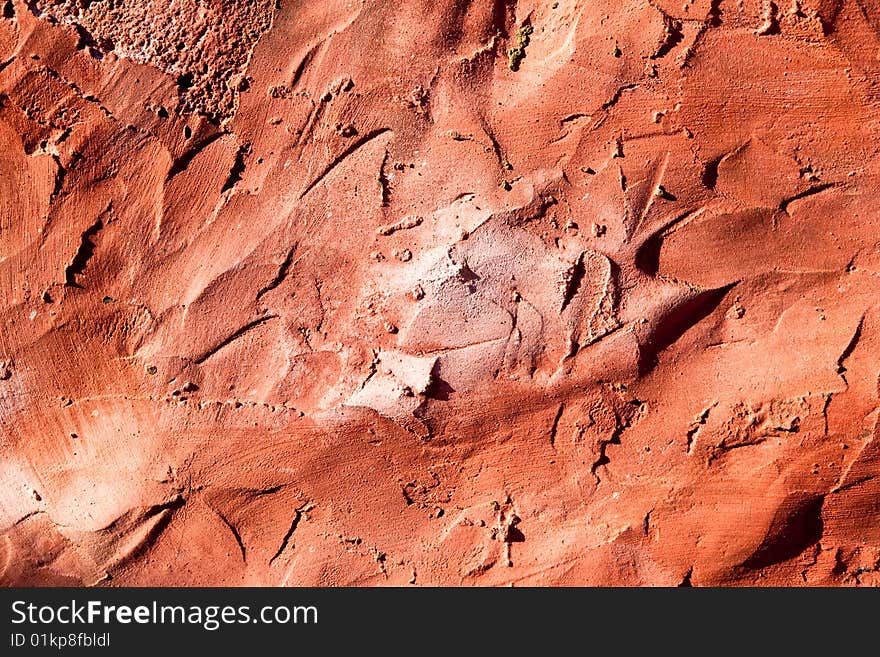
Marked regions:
[2,0,880,586]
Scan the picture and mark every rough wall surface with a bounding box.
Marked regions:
[1,0,879,586]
